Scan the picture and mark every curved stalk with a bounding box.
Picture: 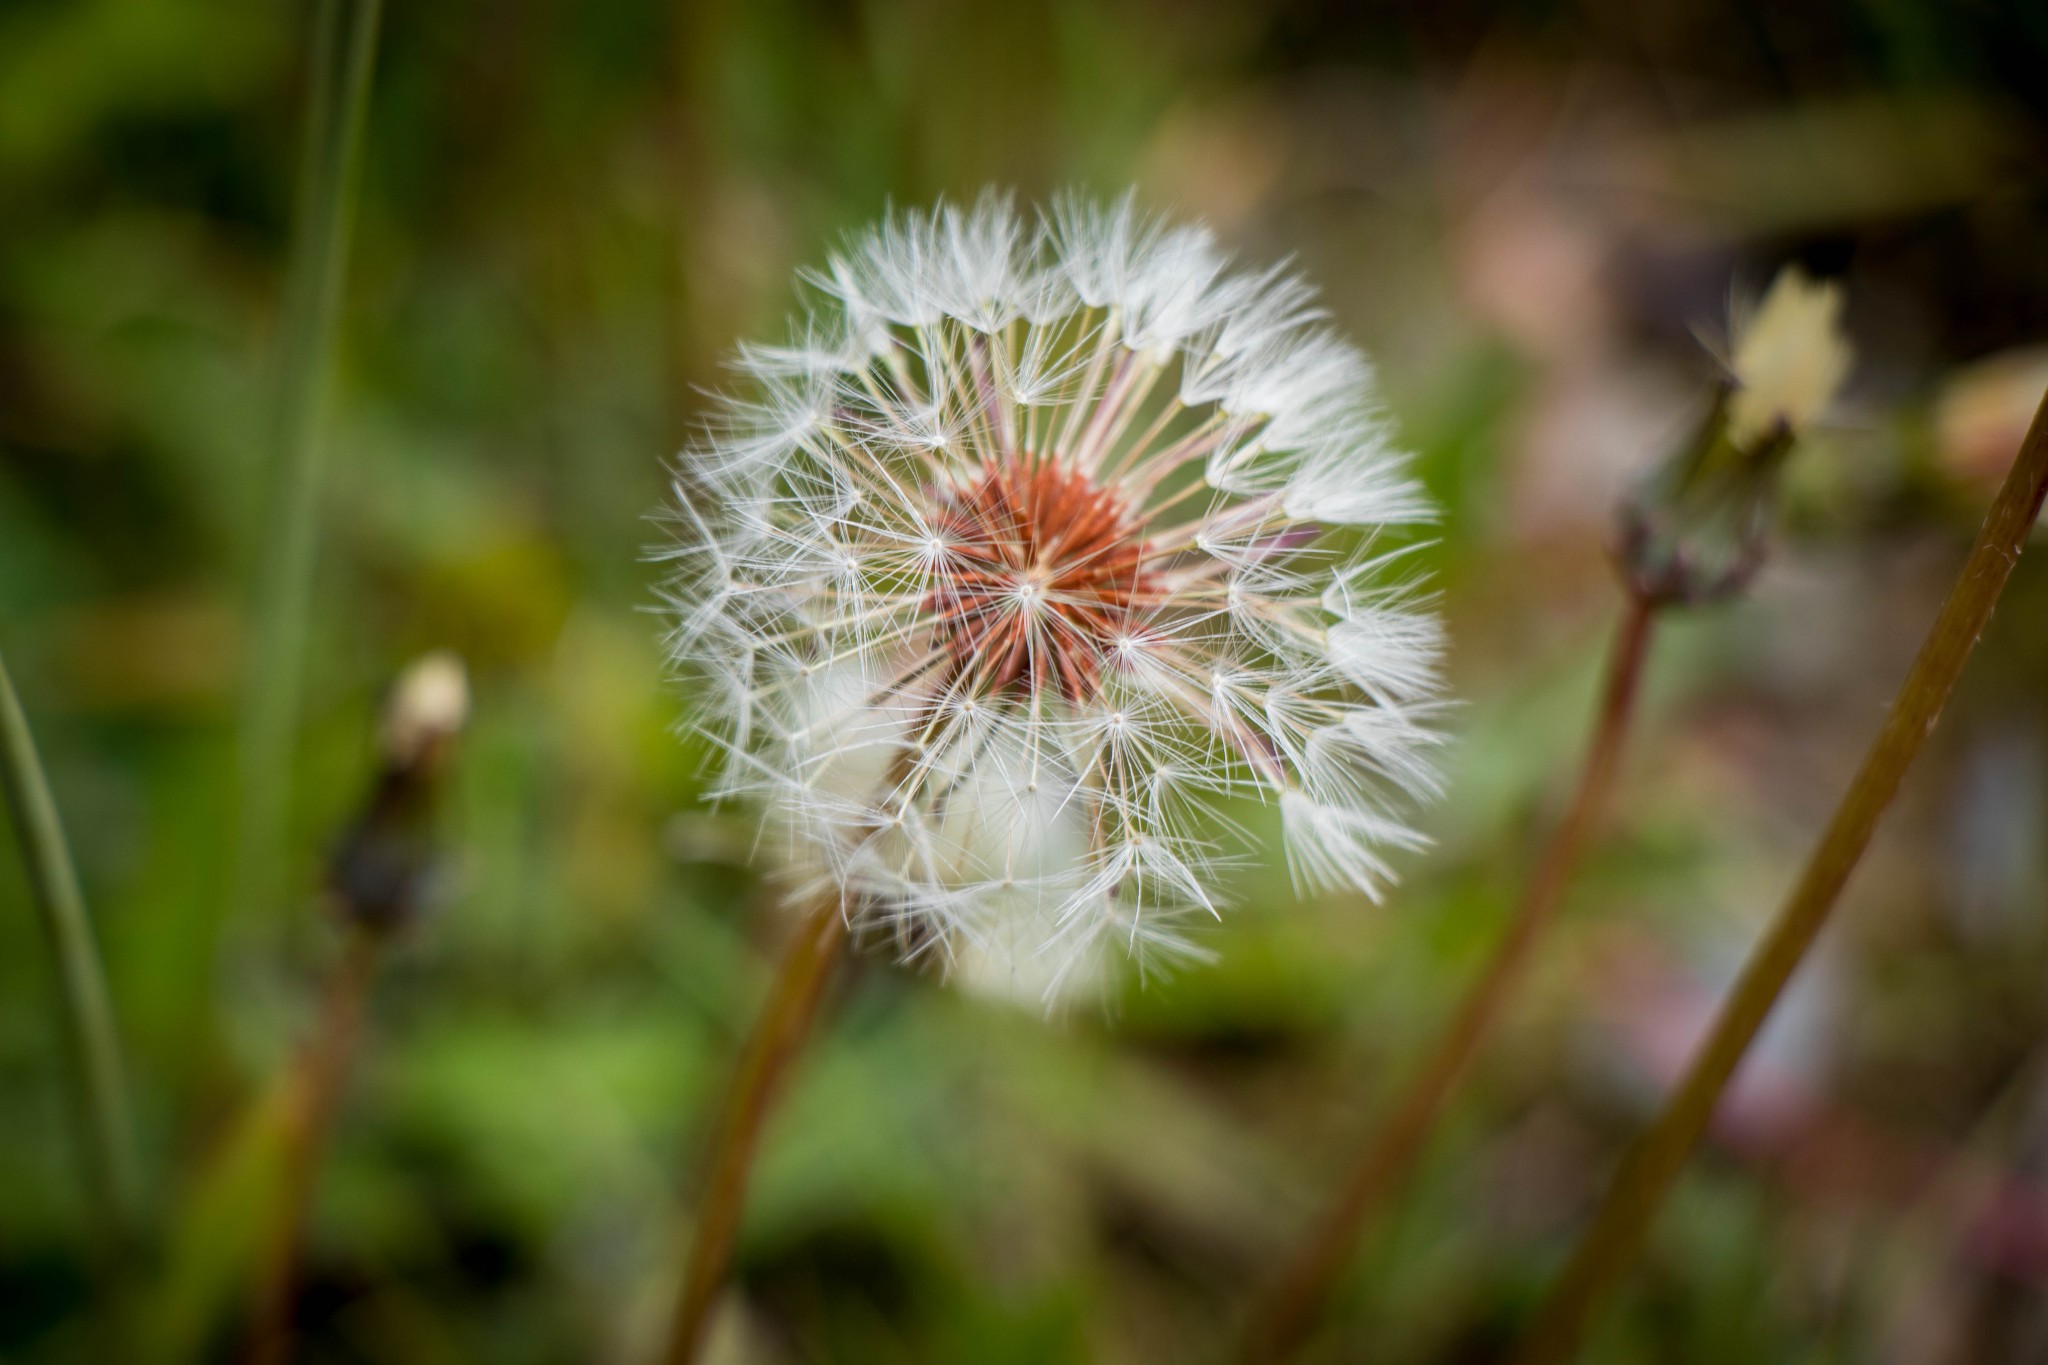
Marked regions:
[1513,385,2048,1365]
[662,891,850,1365]
[0,646,143,1260]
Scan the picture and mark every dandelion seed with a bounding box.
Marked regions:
[661,190,1444,1005]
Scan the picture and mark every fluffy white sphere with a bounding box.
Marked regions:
[662,191,1445,1005]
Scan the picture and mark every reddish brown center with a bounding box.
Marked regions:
[928,457,1157,701]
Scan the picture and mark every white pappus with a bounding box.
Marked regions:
[659,190,1447,1005]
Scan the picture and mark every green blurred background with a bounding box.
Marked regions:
[6,0,2048,1360]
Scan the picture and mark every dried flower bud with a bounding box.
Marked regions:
[1618,266,1852,607]
[330,652,469,933]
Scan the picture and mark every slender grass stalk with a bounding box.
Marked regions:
[1512,384,2048,1365]
[1239,591,1659,1363]
[232,0,383,924]
[0,646,143,1260]
[662,892,850,1365]
[245,925,387,1365]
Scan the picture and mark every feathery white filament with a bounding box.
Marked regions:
[661,191,1444,1005]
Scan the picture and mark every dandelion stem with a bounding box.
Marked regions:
[662,891,849,1365]
[0,646,144,1263]
[1512,383,2048,1365]
[232,0,382,924]
[246,925,386,1365]
[1240,590,1658,1363]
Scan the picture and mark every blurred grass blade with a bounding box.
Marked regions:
[0,645,143,1256]
[231,0,384,922]
[148,1083,294,1365]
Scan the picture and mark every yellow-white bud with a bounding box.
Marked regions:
[1726,267,1851,450]
[381,651,470,767]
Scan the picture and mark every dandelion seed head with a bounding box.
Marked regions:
[664,190,1445,1007]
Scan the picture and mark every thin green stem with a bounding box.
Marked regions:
[1512,384,2048,1365]
[231,0,383,924]
[1238,591,1659,1363]
[0,645,142,1259]
[662,891,850,1365]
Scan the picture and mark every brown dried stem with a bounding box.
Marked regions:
[1239,590,1658,1362]
[245,926,386,1365]
[1512,384,2048,1365]
[661,890,850,1365]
